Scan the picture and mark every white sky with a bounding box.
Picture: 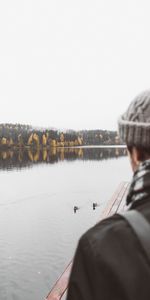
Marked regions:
[0,0,150,130]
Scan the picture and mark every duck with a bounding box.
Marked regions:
[74,206,79,213]
[93,202,98,210]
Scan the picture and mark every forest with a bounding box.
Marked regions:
[0,123,121,148]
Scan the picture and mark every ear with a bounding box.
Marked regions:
[132,147,140,164]
[127,147,140,172]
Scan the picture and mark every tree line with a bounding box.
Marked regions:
[79,130,120,145]
[0,124,121,148]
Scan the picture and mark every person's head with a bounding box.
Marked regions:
[118,90,150,172]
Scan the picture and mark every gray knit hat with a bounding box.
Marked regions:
[118,90,150,148]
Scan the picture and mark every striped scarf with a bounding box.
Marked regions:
[127,159,150,206]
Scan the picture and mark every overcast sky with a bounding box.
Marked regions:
[0,0,150,131]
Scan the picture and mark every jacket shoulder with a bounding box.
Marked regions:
[80,213,129,257]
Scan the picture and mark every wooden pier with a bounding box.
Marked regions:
[45,181,129,300]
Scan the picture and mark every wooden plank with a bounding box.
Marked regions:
[101,181,128,218]
[109,182,129,215]
[45,182,129,300]
[117,183,129,212]
[45,262,73,300]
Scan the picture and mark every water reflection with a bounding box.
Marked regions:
[0,147,127,171]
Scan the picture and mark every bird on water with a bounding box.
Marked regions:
[74,206,79,213]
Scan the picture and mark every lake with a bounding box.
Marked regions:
[0,146,132,300]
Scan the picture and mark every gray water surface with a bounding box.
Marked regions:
[0,147,131,300]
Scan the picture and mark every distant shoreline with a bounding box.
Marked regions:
[0,144,126,150]
[0,124,120,148]
[62,145,126,149]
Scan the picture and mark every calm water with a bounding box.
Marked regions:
[0,147,132,300]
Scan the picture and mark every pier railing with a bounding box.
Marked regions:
[45,181,129,300]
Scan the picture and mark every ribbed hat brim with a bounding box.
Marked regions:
[118,116,150,148]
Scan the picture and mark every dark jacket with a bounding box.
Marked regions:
[67,198,150,300]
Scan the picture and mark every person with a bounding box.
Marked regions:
[67,90,150,300]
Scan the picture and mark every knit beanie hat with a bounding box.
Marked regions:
[118,90,150,148]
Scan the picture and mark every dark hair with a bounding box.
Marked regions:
[127,146,150,161]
